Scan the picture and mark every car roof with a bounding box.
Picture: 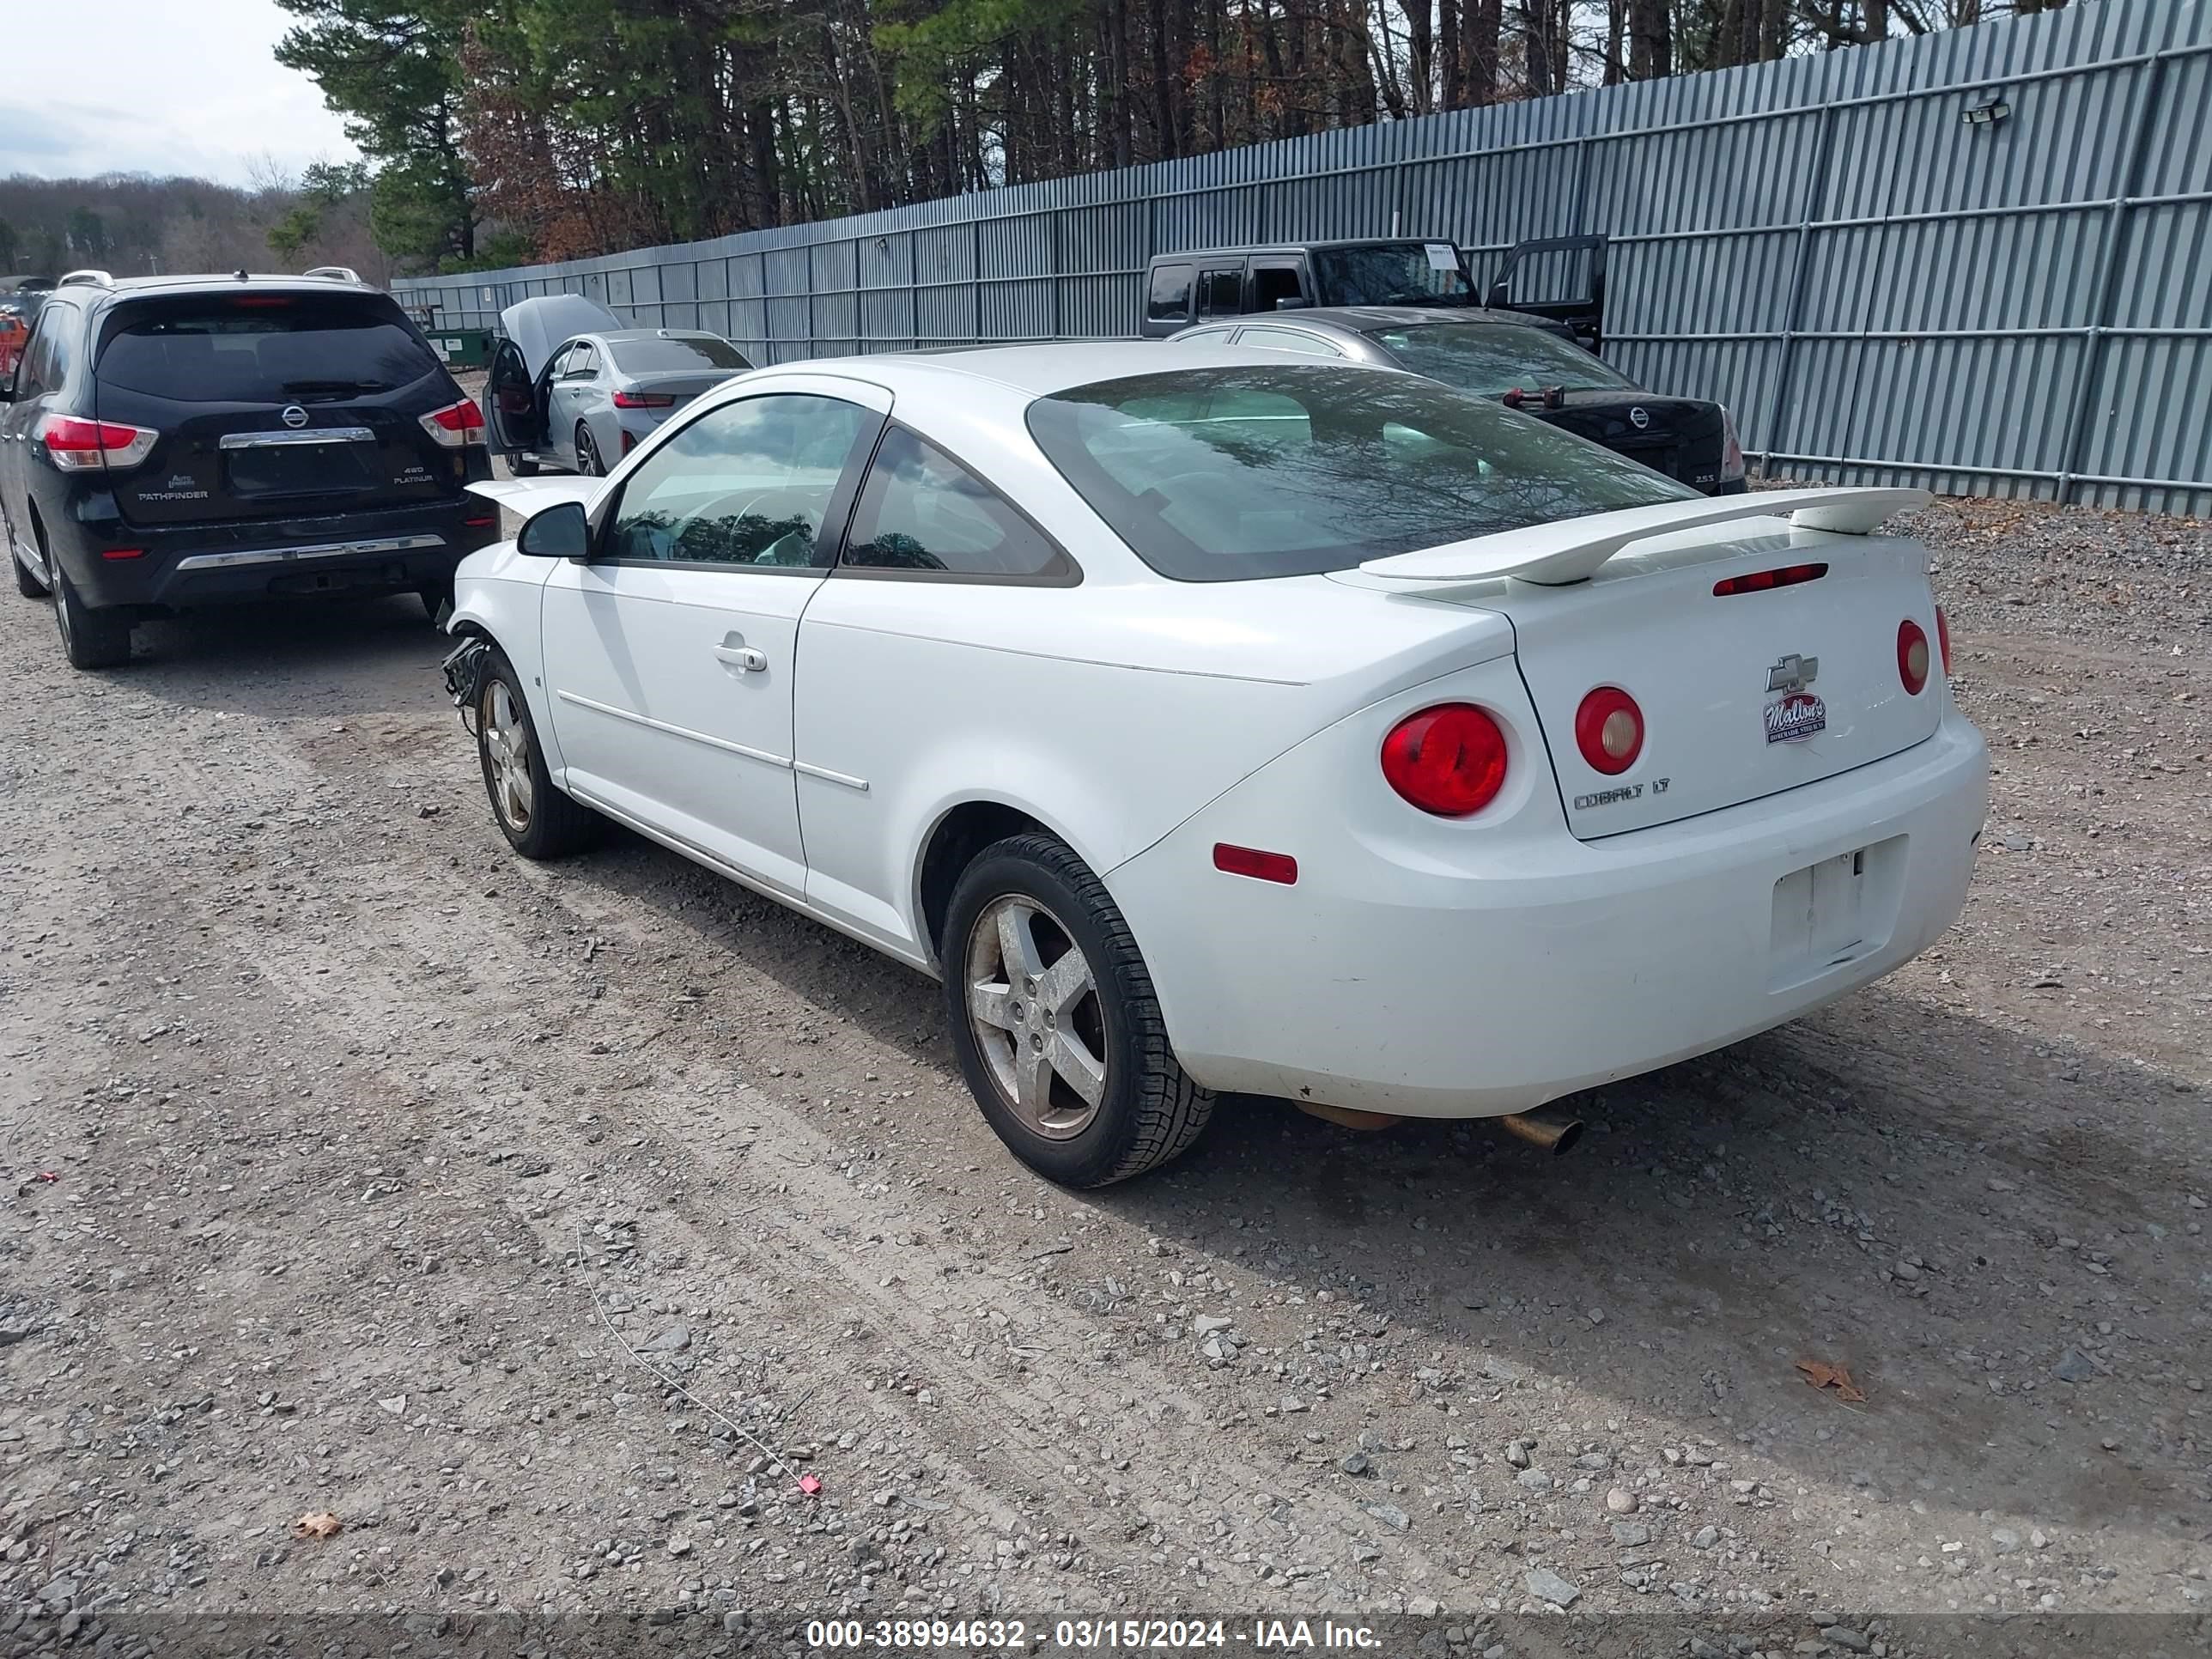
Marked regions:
[94,272,377,296]
[1152,238,1455,259]
[771,341,1399,401]
[1192,306,1549,332]
[596,329,726,345]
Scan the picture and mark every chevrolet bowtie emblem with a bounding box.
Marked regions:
[1767,653,1819,694]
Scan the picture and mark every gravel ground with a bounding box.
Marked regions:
[0,490,2208,1658]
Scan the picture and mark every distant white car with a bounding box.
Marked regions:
[443,345,1987,1187]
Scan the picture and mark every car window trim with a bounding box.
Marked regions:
[829,418,1081,589]
[588,387,887,575]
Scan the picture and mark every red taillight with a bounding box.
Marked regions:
[1381,703,1509,817]
[1212,843,1297,885]
[611,390,675,409]
[620,429,636,453]
[37,414,158,471]
[1712,562,1827,597]
[419,398,486,448]
[100,548,146,561]
[1898,618,1930,696]
[1574,686,1644,775]
[1936,605,1952,676]
[462,514,496,528]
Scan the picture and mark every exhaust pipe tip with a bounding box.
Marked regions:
[1498,1111,1584,1156]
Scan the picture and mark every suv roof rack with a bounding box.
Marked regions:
[57,269,113,288]
[303,265,364,284]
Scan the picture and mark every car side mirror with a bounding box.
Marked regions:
[517,499,589,561]
[1273,296,1310,310]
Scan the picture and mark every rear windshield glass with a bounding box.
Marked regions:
[1310,244,1471,307]
[96,298,441,402]
[1024,366,1694,582]
[609,336,750,373]
[1369,323,1637,398]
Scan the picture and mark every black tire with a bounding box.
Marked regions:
[941,833,1213,1187]
[575,425,603,477]
[474,646,597,859]
[51,551,131,670]
[11,532,47,599]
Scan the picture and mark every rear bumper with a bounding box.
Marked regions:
[55,496,500,611]
[1108,708,1988,1119]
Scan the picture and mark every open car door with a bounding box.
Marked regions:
[482,336,542,465]
[1484,234,1607,352]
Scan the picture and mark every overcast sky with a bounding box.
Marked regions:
[0,0,360,187]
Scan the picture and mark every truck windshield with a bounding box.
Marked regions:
[1310,244,1473,307]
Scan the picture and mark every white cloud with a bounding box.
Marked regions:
[0,0,360,185]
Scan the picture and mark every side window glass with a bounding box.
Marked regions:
[1235,326,1340,358]
[1198,270,1243,317]
[14,321,51,397]
[843,427,1075,582]
[544,343,573,380]
[564,343,598,380]
[604,393,870,568]
[1250,265,1304,311]
[1146,264,1193,323]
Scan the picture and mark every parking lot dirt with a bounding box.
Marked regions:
[1,494,2208,1653]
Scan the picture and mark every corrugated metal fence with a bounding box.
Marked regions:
[396,0,2212,514]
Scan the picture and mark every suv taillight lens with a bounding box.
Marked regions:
[1381,703,1509,817]
[37,414,157,471]
[1936,605,1952,676]
[1898,618,1931,696]
[1719,406,1745,483]
[420,398,486,447]
[1574,686,1644,775]
[611,389,674,409]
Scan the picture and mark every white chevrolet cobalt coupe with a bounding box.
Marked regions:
[443,344,1987,1187]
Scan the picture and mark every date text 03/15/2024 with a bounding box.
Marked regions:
[802,1618,1381,1650]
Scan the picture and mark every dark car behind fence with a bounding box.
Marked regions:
[396,0,2212,514]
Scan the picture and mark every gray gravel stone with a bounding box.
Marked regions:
[1524,1565,1580,1607]
[2054,1348,2098,1383]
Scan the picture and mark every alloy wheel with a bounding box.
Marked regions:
[963,895,1109,1139]
[481,679,535,831]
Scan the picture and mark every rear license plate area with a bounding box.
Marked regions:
[1767,836,1906,990]
[226,441,378,499]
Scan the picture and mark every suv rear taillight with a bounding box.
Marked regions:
[1381,703,1509,817]
[611,390,674,409]
[420,398,486,448]
[37,414,157,471]
[1936,605,1952,676]
[1719,406,1745,483]
[1898,618,1931,696]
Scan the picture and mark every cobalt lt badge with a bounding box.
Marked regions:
[1764,652,1826,744]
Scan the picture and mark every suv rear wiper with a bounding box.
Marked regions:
[281,378,392,393]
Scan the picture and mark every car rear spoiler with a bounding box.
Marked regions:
[1356,486,1931,588]
[465,477,603,519]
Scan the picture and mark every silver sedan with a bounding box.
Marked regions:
[486,315,753,477]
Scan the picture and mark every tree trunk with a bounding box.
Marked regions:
[1466,0,1500,104]
[1627,0,1671,77]
[1438,0,1463,106]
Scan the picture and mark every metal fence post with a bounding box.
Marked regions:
[1759,102,1840,479]
[2054,50,2169,505]
[973,217,985,343]
[1050,209,1064,341]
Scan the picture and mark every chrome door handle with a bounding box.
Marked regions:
[714,644,768,673]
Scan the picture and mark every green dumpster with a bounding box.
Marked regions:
[427,328,491,369]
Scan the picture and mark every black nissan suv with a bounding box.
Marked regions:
[0,270,498,669]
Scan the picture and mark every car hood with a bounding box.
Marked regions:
[499,295,623,380]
